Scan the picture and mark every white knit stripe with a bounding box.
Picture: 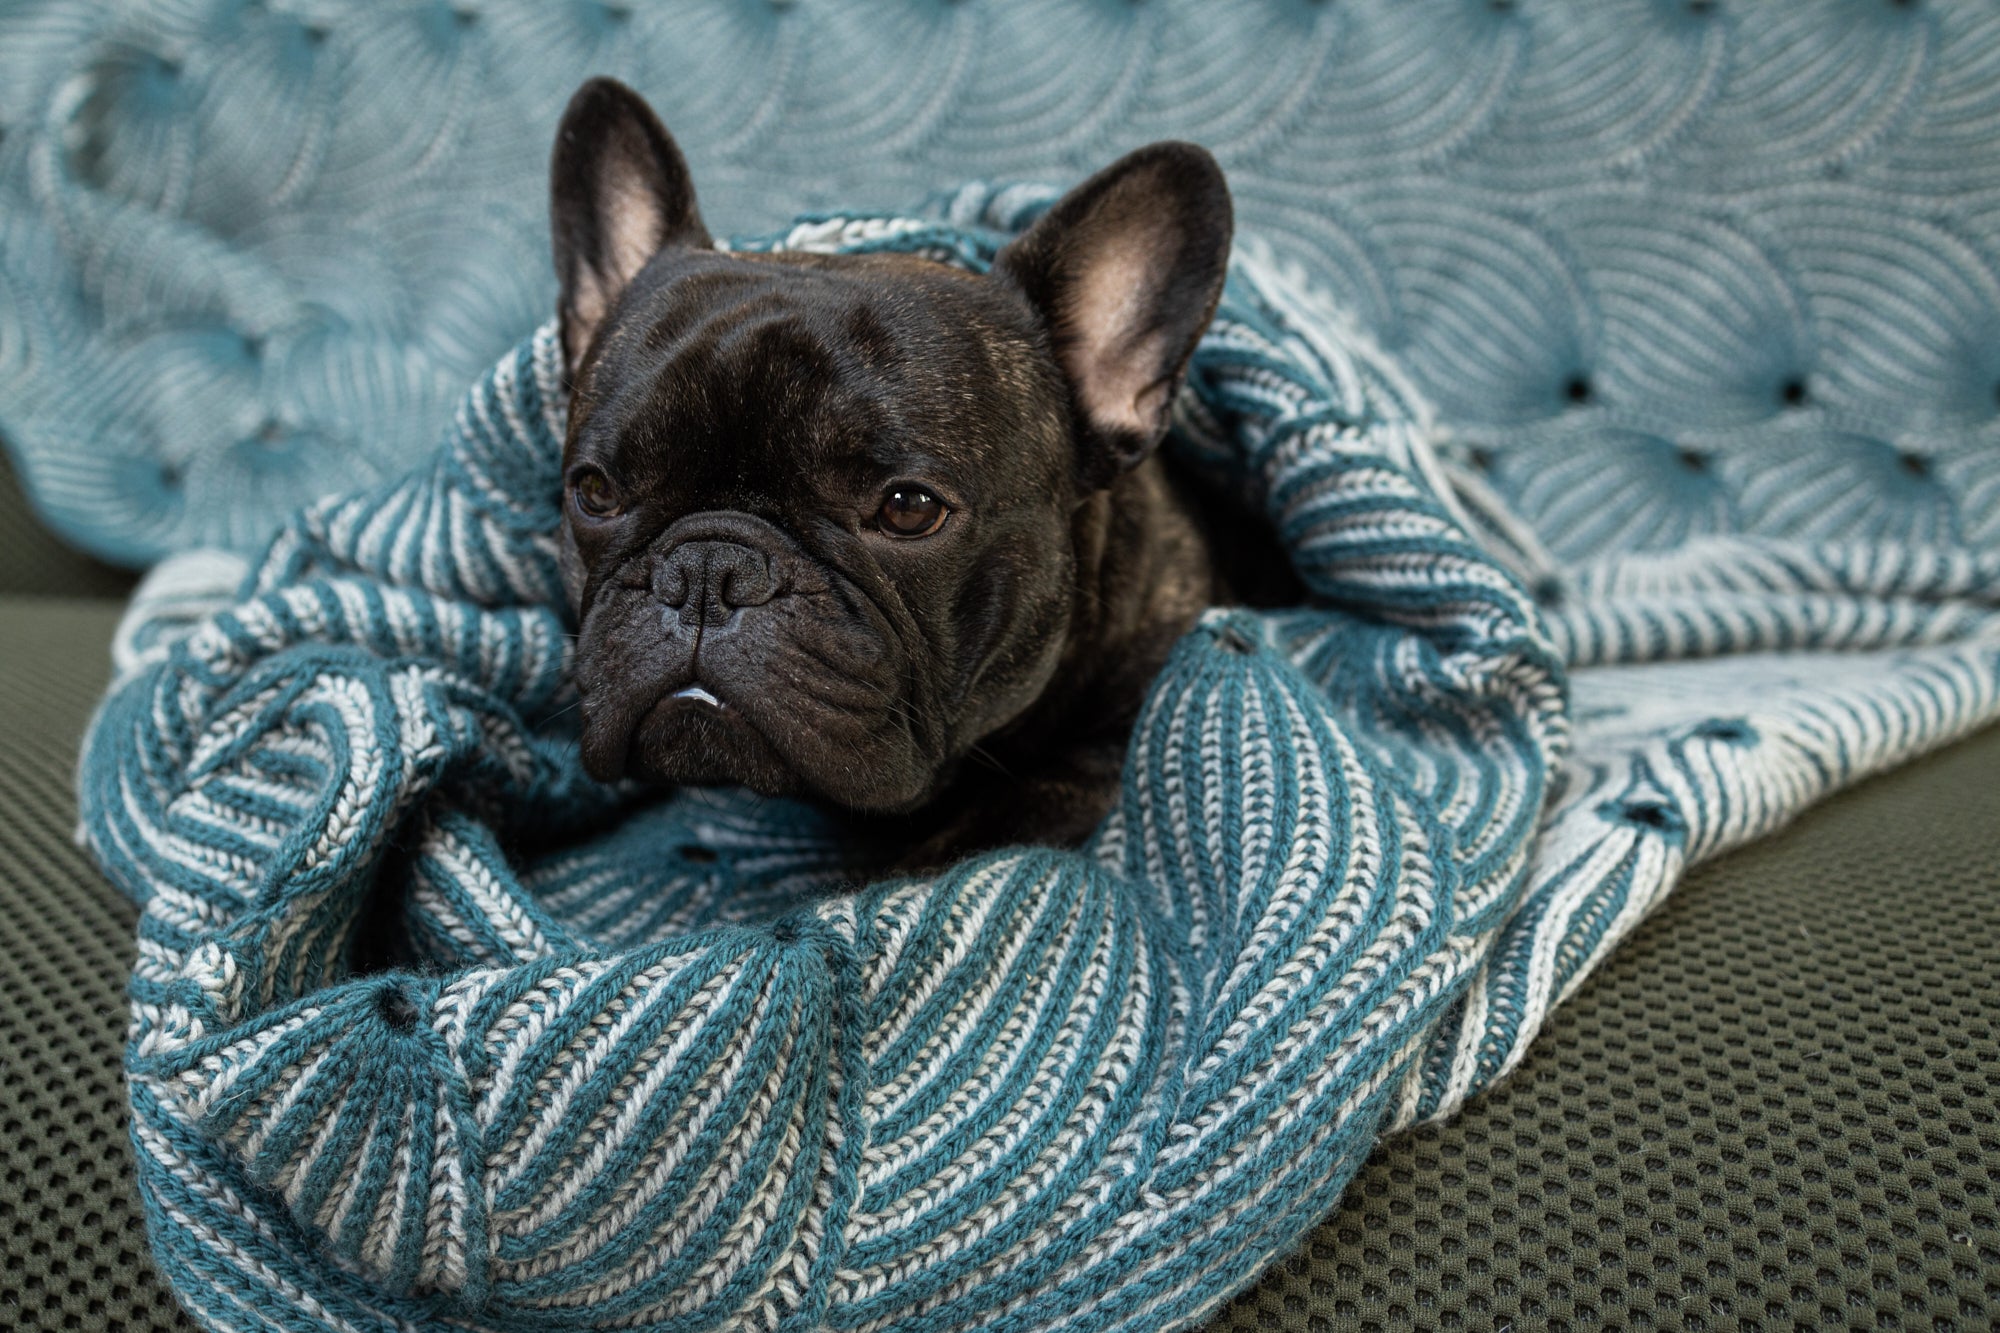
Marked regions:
[288,676,389,874]
[856,865,1123,1207]
[407,872,487,959]
[141,876,238,932]
[362,1106,416,1283]
[1483,826,1671,1101]
[318,1100,384,1248]
[850,879,934,1009]
[521,857,621,911]
[1169,788,1441,1168]
[490,960,740,1205]
[865,862,1075,1128]
[1229,677,1276,945]
[547,862,684,942]
[841,927,1157,1288]
[864,856,1033,1071]
[131,1101,382,1333]
[422,820,553,962]
[495,977,784,1278]
[232,1045,337,1166]
[417,1094,469,1293]
[118,770,258,901]
[514,1001,810,1305]
[1141,669,1218,966]
[287,1095,354,1219]
[192,764,320,835]
[1182,688,1368,1098]
[472,963,619,1130]
[173,1008,324,1122]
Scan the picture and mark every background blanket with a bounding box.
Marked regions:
[79,199,2000,1332]
[3,0,1998,570]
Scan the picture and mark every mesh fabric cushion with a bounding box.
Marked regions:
[1,598,1994,1332]
[0,598,192,1332]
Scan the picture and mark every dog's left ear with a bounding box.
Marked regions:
[993,142,1231,489]
[550,77,712,377]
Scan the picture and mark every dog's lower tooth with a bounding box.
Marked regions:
[673,686,721,707]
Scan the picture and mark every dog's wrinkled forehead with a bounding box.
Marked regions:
[569,249,1062,508]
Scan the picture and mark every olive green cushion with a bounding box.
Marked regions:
[0,599,190,1332]
[1,596,1995,1332]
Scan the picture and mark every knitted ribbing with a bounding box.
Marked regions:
[81,199,2000,1333]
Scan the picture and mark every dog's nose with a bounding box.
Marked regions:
[653,540,777,626]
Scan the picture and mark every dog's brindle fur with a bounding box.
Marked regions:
[552,78,1278,870]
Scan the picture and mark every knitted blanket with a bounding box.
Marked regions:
[80,196,2000,1333]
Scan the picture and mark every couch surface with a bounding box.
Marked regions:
[4,451,1993,1331]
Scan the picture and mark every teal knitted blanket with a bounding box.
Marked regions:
[80,196,2000,1333]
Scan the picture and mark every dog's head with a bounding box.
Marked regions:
[552,78,1230,813]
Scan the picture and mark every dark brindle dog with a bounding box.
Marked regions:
[553,78,1285,870]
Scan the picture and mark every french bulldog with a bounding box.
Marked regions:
[552,77,1287,870]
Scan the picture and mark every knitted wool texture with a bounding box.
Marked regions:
[7,1,2000,569]
[81,198,2000,1333]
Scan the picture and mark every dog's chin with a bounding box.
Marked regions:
[620,692,807,796]
[582,687,942,814]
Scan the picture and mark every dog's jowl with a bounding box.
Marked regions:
[552,77,1287,868]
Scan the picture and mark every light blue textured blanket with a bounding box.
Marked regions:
[5,1,1999,569]
[80,197,2000,1333]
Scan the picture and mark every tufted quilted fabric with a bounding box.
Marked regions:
[2,0,1999,567]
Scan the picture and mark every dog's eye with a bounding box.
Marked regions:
[571,470,620,519]
[876,486,948,538]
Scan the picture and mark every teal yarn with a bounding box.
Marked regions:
[80,198,2000,1333]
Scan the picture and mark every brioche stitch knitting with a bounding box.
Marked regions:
[81,196,2000,1333]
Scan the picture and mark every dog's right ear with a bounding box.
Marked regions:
[550,78,711,377]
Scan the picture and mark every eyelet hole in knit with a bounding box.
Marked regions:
[1693,718,1757,745]
[1617,801,1684,835]
[1214,626,1258,656]
[1563,374,1592,406]
[376,985,419,1033]
[1780,376,1809,408]
[678,843,718,864]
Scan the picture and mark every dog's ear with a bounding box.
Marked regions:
[993,142,1231,489]
[549,78,711,377]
